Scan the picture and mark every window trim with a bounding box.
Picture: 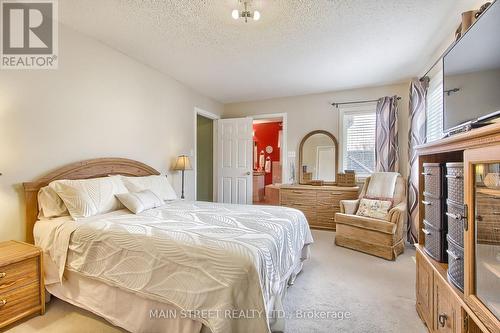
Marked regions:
[338,102,377,181]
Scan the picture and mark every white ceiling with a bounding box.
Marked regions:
[59,0,483,103]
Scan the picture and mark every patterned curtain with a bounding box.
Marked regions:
[407,78,429,243]
[375,96,399,172]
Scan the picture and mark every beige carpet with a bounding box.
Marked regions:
[5,230,426,333]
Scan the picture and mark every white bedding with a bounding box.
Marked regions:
[35,200,313,333]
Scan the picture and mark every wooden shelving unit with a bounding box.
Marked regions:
[415,122,500,333]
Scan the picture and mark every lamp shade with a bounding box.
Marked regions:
[173,155,192,171]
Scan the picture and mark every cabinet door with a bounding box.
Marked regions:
[416,250,433,329]
[464,147,500,333]
[434,275,462,333]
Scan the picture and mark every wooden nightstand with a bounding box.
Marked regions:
[0,241,45,329]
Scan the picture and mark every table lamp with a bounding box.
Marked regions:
[173,155,192,199]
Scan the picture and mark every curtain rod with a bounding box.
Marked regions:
[331,96,401,108]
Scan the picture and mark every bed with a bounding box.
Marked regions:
[23,158,313,333]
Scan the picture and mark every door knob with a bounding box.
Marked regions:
[246,171,251,175]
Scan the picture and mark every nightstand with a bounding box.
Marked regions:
[0,241,45,329]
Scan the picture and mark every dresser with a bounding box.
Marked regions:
[279,185,359,230]
[0,241,45,329]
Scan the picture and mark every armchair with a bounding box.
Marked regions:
[334,175,407,260]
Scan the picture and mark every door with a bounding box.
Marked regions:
[196,114,214,202]
[217,118,253,204]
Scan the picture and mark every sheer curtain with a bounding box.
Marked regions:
[375,96,399,172]
[407,78,429,243]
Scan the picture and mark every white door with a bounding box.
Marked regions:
[217,118,253,204]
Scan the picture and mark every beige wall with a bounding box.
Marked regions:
[224,83,410,181]
[0,25,223,242]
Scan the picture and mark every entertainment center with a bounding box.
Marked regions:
[415,2,499,332]
[415,123,500,333]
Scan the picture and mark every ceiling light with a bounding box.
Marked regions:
[232,9,240,20]
[232,0,261,23]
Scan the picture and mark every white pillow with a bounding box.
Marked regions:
[49,176,128,219]
[119,175,177,201]
[356,198,392,220]
[38,186,69,219]
[116,190,164,214]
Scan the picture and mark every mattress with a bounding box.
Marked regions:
[35,200,313,333]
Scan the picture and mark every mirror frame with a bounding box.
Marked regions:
[298,130,339,185]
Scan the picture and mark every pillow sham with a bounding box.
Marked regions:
[49,176,128,219]
[356,198,392,220]
[38,186,69,219]
[119,175,177,201]
[116,190,164,214]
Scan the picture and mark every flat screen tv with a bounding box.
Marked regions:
[443,1,500,134]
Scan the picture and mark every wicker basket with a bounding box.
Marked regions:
[446,163,464,205]
[337,173,356,187]
[423,221,448,263]
[447,235,464,291]
[423,195,446,230]
[446,199,465,247]
[423,163,445,198]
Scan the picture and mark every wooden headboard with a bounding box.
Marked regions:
[22,158,161,244]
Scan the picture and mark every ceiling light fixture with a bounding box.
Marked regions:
[232,0,260,23]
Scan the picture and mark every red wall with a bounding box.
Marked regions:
[253,122,281,185]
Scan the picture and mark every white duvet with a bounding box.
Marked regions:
[35,200,313,333]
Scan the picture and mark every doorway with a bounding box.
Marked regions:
[195,110,217,202]
[251,114,286,205]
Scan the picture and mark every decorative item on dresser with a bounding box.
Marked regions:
[279,184,359,231]
[415,122,500,333]
[0,241,44,329]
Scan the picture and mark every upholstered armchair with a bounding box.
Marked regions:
[335,175,407,260]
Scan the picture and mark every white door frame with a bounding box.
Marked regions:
[250,113,289,184]
[194,107,219,201]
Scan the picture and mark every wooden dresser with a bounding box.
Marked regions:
[0,241,44,329]
[279,184,359,230]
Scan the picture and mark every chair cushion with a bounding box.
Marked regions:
[335,213,397,235]
[356,198,392,219]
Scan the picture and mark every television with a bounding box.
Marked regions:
[443,1,500,134]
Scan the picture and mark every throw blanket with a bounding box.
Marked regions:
[36,201,313,333]
[365,172,400,199]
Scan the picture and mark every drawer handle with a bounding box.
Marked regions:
[422,228,431,235]
[445,212,462,220]
[422,200,431,206]
[0,272,5,278]
[329,218,334,220]
[0,299,6,307]
[421,172,432,176]
[446,249,461,261]
[292,191,304,194]
[445,174,462,179]
[438,314,447,327]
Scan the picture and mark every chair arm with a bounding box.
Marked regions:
[339,199,360,215]
[386,202,407,224]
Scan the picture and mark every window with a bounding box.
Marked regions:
[340,103,377,177]
[426,67,444,142]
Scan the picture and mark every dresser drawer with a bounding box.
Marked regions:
[0,257,39,294]
[281,189,316,205]
[317,191,356,204]
[0,282,40,325]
